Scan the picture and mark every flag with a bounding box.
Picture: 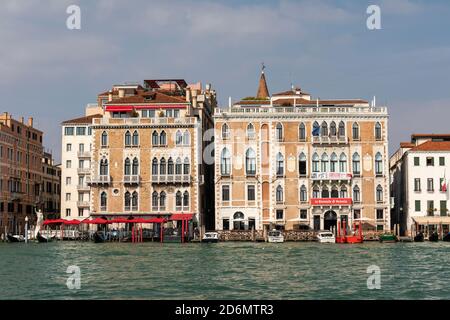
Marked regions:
[442,169,447,192]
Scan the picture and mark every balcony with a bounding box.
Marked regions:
[77,151,91,158]
[77,184,90,191]
[77,168,91,175]
[151,175,191,184]
[89,175,111,185]
[10,192,24,201]
[311,172,352,181]
[77,201,90,208]
[124,175,140,185]
[93,117,196,126]
[312,136,348,145]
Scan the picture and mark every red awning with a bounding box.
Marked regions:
[63,220,81,225]
[170,213,194,221]
[82,218,110,225]
[43,219,65,225]
[105,104,187,112]
[110,218,131,224]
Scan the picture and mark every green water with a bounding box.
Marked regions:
[0,242,449,300]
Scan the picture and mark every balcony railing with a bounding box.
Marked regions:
[124,175,140,184]
[93,117,196,126]
[312,136,348,145]
[77,151,91,158]
[77,168,91,175]
[215,106,388,115]
[77,184,90,191]
[311,172,352,181]
[151,175,191,184]
[77,201,90,208]
[89,175,111,184]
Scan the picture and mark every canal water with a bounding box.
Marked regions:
[0,242,449,300]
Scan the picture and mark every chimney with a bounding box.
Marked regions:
[228,97,232,108]
[108,90,113,102]
[186,89,191,102]
[192,89,198,107]
[20,116,24,124]
[28,117,34,127]
[118,89,125,98]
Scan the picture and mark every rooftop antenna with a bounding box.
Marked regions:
[228,96,232,108]
[373,95,376,107]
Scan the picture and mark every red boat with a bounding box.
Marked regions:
[336,220,363,244]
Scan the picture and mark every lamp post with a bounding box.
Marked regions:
[25,216,29,243]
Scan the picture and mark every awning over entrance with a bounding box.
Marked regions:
[169,213,194,221]
[413,216,450,225]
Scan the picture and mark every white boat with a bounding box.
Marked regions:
[316,231,336,243]
[267,229,284,243]
[202,232,219,243]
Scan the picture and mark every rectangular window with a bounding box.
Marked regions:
[64,127,74,135]
[414,178,421,191]
[426,157,434,166]
[353,209,361,219]
[66,208,71,217]
[415,200,421,212]
[247,185,255,201]
[66,177,71,185]
[223,219,229,230]
[66,160,71,169]
[76,127,86,135]
[439,157,445,166]
[79,143,84,152]
[248,218,255,230]
[66,143,72,152]
[414,157,420,166]
[66,193,71,201]
[427,200,434,216]
[440,201,447,216]
[427,178,434,192]
[222,185,230,201]
[376,209,384,220]
[377,225,384,231]
[300,209,307,220]
[276,210,284,220]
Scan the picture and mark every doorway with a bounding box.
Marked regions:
[324,210,337,231]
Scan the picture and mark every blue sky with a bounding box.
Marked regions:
[0,0,449,161]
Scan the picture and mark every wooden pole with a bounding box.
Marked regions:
[181,220,184,243]
[160,222,164,243]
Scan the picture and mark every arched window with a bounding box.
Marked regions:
[276,185,284,203]
[338,121,345,137]
[183,130,190,145]
[339,153,347,172]
[245,148,256,175]
[221,148,231,175]
[167,158,174,175]
[160,158,166,175]
[312,153,319,173]
[100,159,108,176]
[276,123,283,141]
[340,186,348,198]
[152,131,159,145]
[175,158,182,175]
[321,121,328,137]
[183,191,189,208]
[176,130,183,145]
[353,185,360,202]
[276,152,284,176]
[330,121,337,136]
[152,191,158,210]
[160,131,167,146]
[330,153,338,172]
[352,153,361,175]
[222,123,230,140]
[100,191,107,210]
[125,131,131,146]
[124,158,131,175]
[322,186,329,198]
[152,158,158,175]
[183,157,190,175]
[132,131,139,146]
[352,122,360,140]
[247,123,255,139]
[313,185,320,198]
[160,191,166,209]
[132,157,139,175]
[321,153,329,172]
[300,185,307,202]
[234,212,244,220]
[233,212,245,230]
[375,152,383,175]
[299,123,306,141]
[375,122,382,140]
[101,131,108,147]
[132,191,138,211]
[124,191,131,211]
[299,152,307,176]
[176,191,182,209]
[376,185,383,202]
[312,121,320,136]
[331,185,339,198]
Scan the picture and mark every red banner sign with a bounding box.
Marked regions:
[310,198,353,205]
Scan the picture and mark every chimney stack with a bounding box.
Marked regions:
[28,117,33,127]
[20,116,24,124]
[118,89,125,98]
[186,89,191,102]
[108,90,113,102]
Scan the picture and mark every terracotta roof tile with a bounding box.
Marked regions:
[105,91,186,105]
[409,141,450,152]
[62,114,102,125]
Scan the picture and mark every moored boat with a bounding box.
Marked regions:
[202,232,219,243]
[379,233,398,243]
[93,231,107,243]
[267,229,284,243]
[443,233,450,242]
[429,232,439,242]
[414,232,424,242]
[37,232,54,243]
[7,234,25,243]
[316,231,335,243]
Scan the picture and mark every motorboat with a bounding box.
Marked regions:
[316,231,336,243]
[202,232,219,243]
[267,229,284,243]
[414,232,424,242]
[379,233,398,243]
[7,234,25,243]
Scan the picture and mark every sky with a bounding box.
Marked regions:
[1,0,449,162]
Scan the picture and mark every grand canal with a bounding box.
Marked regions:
[0,241,449,300]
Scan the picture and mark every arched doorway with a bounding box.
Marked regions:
[324,210,337,231]
[233,212,245,230]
